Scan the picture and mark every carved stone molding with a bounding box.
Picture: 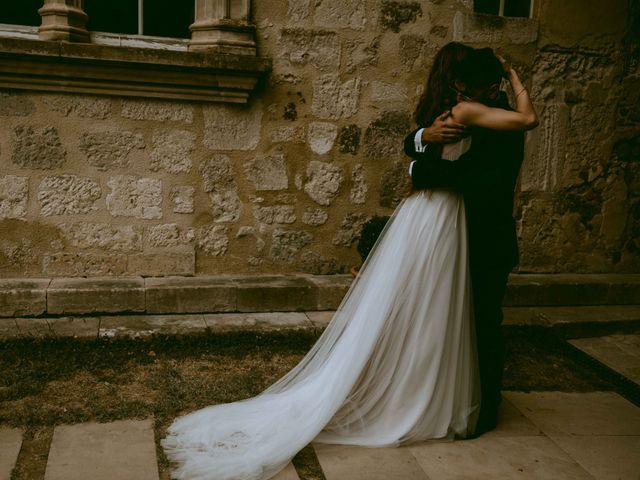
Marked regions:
[38,0,90,43]
[0,38,271,104]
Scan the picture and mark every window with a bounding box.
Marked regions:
[85,0,194,39]
[1,0,43,27]
[474,0,533,18]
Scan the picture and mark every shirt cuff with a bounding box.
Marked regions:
[409,160,416,176]
[414,128,427,153]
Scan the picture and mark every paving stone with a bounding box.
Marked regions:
[569,334,640,384]
[484,398,542,437]
[48,277,145,315]
[550,435,640,480]
[504,391,640,436]
[0,318,19,337]
[313,443,429,480]
[45,419,158,480]
[203,312,311,331]
[0,278,50,317]
[145,276,237,314]
[273,462,300,480]
[236,275,318,312]
[305,310,335,328]
[408,435,591,479]
[503,305,640,326]
[0,427,22,480]
[14,318,52,336]
[47,317,100,338]
[99,314,206,338]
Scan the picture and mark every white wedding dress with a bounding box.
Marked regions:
[161,138,480,480]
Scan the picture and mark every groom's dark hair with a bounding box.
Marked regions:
[455,47,505,91]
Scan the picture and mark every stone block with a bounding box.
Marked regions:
[43,94,112,119]
[0,427,22,480]
[0,175,28,219]
[349,164,367,204]
[45,420,158,480]
[305,310,335,328]
[308,122,338,154]
[302,208,328,226]
[300,251,343,275]
[253,205,296,224]
[332,213,371,246]
[47,317,100,338]
[150,129,195,173]
[99,314,207,337]
[370,81,408,102]
[379,161,411,209]
[106,175,162,219]
[147,224,194,248]
[203,103,262,150]
[313,0,366,30]
[312,75,361,119]
[146,276,237,314]
[128,252,195,277]
[236,275,318,312]
[79,130,144,171]
[363,111,411,160]
[269,229,313,263]
[379,0,422,32]
[306,274,352,310]
[287,0,312,23]
[121,99,194,123]
[0,92,35,116]
[197,225,229,256]
[38,175,101,216]
[344,38,379,73]
[0,278,49,317]
[61,222,143,252]
[337,124,361,154]
[203,312,311,330]
[279,28,341,70]
[244,154,289,191]
[12,125,66,169]
[47,277,145,314]
[170,186,195,213]
[304,161,343,206]
[43,253,128,276]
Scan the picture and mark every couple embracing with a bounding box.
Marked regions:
[161,42,539,480]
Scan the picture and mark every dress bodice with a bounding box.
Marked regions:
[442,136,472,161]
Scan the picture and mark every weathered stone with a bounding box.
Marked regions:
[43,94,111,119]
[0,92,35,116]
[363,111,411,160]
[300,250,344,274]
[279,28,340,70]
[150,129,195,173]
[204,312,312,330]
[197,225,229,256]
[270,228,313,263]
[148,224,195,248]
[128,252,195,276]
[235,275,317,311]
[380,0,422,32]
[12,125,66,169]
[302,207,329,226]
[146,277,237,314]
[338,124,361,155]
[379,161,411,208]
[106,176,162,219]
[236,226,256,238]
[47,278,144,314]
[370,81,409,102]
[287,0,312,23]
[308,122,338,154]
[332,212,372,246]
[304,161,344,206]
[0,176,28,219]
[344,38,380,73]
[399,34,426,70]
[121,99,194,123]
[0,279,49,317]
[313,0,366,30]
[170,186,195,214]
[200,154,236,191]
[43,253,128,276]
[38,175,101,216]
[312,75,361,119]
[202,103,262,150]
[98,314,206,338]
[253,205,296,224]
[62,223,143,252]
[208,190,243,223]
[350,164,367,204]
[79,130,145,171]
[304,273,352,310]
[453,11,538,45]
[244,154,289,191]
[269,126,305,143]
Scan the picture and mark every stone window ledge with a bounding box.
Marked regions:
[0,37,271,104]
[453,11,539,45]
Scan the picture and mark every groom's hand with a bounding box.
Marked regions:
[422,112,467,144]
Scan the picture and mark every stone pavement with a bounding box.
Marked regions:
[2,391,639,480]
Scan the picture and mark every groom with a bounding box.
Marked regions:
[403,91,525,437]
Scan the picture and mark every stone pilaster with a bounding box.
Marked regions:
[38,0,89,42]
[189,0,257,55]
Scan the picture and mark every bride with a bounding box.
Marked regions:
[161,44,538,480]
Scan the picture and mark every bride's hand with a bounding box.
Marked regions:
[422,112,468,144]
[495,53,513,76]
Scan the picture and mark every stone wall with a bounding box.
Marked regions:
[0,0,637,277]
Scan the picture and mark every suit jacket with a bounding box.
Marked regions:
[404,103,525,272]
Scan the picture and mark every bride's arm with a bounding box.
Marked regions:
[452,63,538,131]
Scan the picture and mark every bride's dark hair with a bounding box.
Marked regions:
[413,42,474,128]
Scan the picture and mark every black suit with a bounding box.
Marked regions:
[403,103,525,432]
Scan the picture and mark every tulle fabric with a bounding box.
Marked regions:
[161,148,480,480]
